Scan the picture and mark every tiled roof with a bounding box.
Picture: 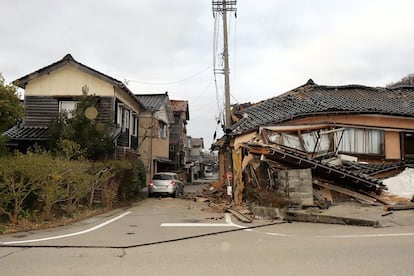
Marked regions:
[4,125,49,140]
[232,79,414,134]
[135,93,168,111]
[170,100,189,120]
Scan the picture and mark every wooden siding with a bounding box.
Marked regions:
[97,97,113,124]
[385,131,401,159]
[24,96,59,127]
[25,96,114,127]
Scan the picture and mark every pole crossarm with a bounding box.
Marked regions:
[212,1,237,13]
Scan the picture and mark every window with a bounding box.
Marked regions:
[336,128,383,155]
[153,173,172,180]
[117,104,123,127]
[158,121,167,139]
[302,130,331,153]
[116,103,131,132]
[131,114,138,136]
[59,101,78,118]
[123,109,130,131]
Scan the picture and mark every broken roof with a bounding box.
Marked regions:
[232,79,414,135]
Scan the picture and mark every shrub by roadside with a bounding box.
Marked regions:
[0,152,146,234]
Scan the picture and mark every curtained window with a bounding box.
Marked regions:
[336,128,383,154]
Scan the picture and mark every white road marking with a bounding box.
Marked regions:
[0,211,131,245]
[160,223,234,227]
[161,214,237,227]
[325,232,414,239]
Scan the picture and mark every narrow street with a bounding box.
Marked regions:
[1,182,414,276]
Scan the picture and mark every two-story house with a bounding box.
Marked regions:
[169,100,190,170]
[135,92,174,181]
[5,54,141,158]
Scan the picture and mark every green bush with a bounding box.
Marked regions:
[133,159,147,195]
[48,90,115,160]
[0,153,37,224]
[0,151,145,225]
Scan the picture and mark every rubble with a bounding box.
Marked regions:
[384,204,414,211]
[185,128,414,226]
[226,208,252,223]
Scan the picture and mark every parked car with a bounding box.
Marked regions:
[148,172,184,198]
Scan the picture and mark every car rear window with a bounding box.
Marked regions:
[153,174,173,180]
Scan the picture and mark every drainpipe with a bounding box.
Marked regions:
[150,112,154,178]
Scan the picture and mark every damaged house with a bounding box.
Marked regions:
[220,79,414,208]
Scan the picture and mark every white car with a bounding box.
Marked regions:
[148,172,184,198]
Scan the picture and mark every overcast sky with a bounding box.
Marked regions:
[1,0,414,148]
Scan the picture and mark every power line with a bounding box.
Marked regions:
[126,64,213,85]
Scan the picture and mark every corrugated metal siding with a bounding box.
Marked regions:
[24,96,59,126]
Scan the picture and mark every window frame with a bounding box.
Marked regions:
[158,120,168,139]
[336,128,384,155]
[59,100,78,118]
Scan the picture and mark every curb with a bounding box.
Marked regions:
[284,210,380,227]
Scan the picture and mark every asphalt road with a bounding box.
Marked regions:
[1,184,414,276]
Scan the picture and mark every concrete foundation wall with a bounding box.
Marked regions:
[277,168,313,206]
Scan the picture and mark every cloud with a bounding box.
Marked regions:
[1,0,414,147]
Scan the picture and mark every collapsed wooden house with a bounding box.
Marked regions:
[215,79,414,207]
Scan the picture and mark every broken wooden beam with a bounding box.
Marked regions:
[227,208,253,223]
[384,204,414,211]
[313,179,378,205]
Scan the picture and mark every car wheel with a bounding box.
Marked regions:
[148,192,153,198]
[172,188,178,198]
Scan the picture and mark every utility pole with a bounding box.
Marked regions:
[212,1,237,198]
[212,0,236,131]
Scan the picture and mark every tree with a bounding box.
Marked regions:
[386,73,414,88]
[49,86,115,160]
[0,74,24,155]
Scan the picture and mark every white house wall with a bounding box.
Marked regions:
[25,65,114,97]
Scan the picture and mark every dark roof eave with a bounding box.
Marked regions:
[231,110,414,136]
[8,138,49,141]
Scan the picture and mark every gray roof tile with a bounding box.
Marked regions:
[4,125,49,140]
[232,80,414,134]
[135,93,168,111]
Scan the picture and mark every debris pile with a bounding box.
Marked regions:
[249,131,414,208]
[187,128,414,224]
[228,129,413,217]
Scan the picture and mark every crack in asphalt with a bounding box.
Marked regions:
[0,221,286,250]
[0,248,29,259]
